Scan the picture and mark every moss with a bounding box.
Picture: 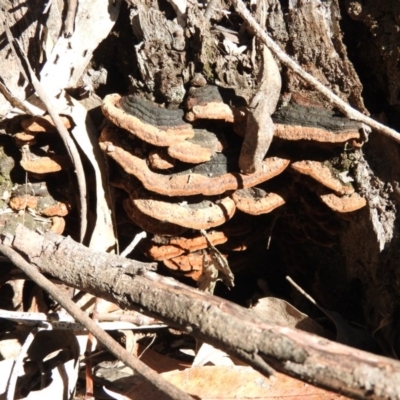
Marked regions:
[0,144,15,180]
[202,62,214,82]
[200,36,218,83]
[0,212,51,237]
[323,147,362,184]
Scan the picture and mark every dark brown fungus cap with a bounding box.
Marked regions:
[123,199,187,236]
[99,126,290,196]
[318,191,367,213]
[291,160,354,195]
[144,231,228,261]
[102,94,194,147]
[232,187,287,215]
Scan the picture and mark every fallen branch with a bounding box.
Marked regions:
[229,0,400,144]
[2,225,400,399]
[0,242,193,400]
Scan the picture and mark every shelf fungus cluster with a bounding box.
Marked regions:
[7,115,73,235]
[99,87,368,290]
[18,115,72,175]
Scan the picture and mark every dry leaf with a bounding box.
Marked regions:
[124,365,349,399]
[251,296,326,336]
[192,342,234,367]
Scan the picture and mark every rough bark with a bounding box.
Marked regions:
[3,224,400,399]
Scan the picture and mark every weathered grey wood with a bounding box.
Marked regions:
[3,224,400,399]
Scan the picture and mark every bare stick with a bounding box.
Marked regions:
[286,276,318,306]
[0,244,194,400]
[7,225,400,399]
[3,23,88,242]
[120,231,147,257]
[229,0,400,144]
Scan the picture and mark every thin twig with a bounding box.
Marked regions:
[229,0,400,144]
[3,22,88,242]
[0,244,194,400]
[286,276,318,306]
[120,231,147,257]
[138,334,157,359]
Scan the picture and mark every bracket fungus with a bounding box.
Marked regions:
[185,85,241,123]
[21,114,72,134]
[39,201,69,217]
[131,194,236,230]
[123,199,188,236]
[99,126,290,197]
[5,112,74,240]
[163,251,219,282]
[50,216,66,234]
[9,195,38,211]
[118,177,236,230]
[99,85,368,288]
[272,103,365,145]
[14,132,36,147]
[319,191,367,213]
[17,114,72,175]
[167,128,224,164]
[144,231,228,261]
[20,156,66,174]
[102,94,195,147]
[232,187,287,215]
[291,160,354,195]
[148,149,176,170]
[274,124,362,143]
